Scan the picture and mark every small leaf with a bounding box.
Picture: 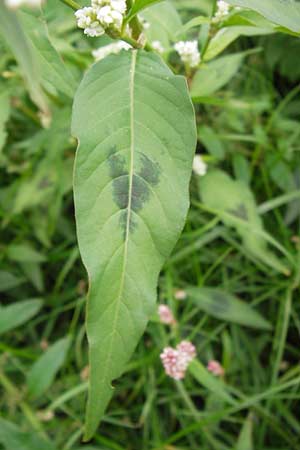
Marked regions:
[0,4,49,115]
[27,336,71,397]
[186,287,272,330]
[188,360,236,405]
[191,52,246,99]
[236,414,254,450]
[204,27,272,61]
[0,418,56,450]
[176,15,210,36]
[227,0,300,34]
[198,125,225,160]
[7,243,46,263]
[199,170,290,274]
[72,49,196,439]
[0,299,43,335]
[18,10,76,98]
[126,0,164,21]
[142,1,182,48]
[0,271,25,292]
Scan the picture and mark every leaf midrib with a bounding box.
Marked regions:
[100,49,137,383]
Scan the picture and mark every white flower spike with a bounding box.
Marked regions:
[92,41,131,61]
[212,0,230,23]
[76,0,127,36]
[75,7,104,37]
[174,40,200,69]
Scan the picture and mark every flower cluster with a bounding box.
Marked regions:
[75,0,127,38]
[160,340,196,380]
[5,0,42,8]
[207,360,225,376]
[212,0,230,23]
[158,304,176,325]
[193,155,207,176]
[92,40,131,60]
[174,40,200,69]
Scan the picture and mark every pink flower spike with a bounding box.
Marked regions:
[160,347,185,380]
[207,360,225,377]
[177,340,197,363]
[158,304,176,325]
[160,340,197,380]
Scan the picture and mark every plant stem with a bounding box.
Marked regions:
[59,0,80,11]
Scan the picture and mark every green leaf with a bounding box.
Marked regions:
[0,6,75,119]
[198,125,225,160]
[0,271,25,292]
[27,336,71,397]
[186,287,272,330]
[204,27,272,60]
[0,3,49,115]
[142,1,182,48]
[126,0,164,21]
[227,0,300,34]
[0,298,43,335]
[236,414,253,450]
[18,10,76,98]
[176,15,210,37]
[199,170,290,274]
[191,52,246,99]
[0,418,56,450]
[188,359,236,405]
[72,49,196,439]
[7,243,46,263]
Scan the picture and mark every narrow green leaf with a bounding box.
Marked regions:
[0,3,49,115]
[7,243,46,263]
[27,336,71,397]
[142,1,182,48]
[0,298,43,335]
[199,170,290,274]
[126,0,164,21]
[72,49,196,439]
[236,414,253,450]
[191,52,246,98]
[186,287,272,330]
[0,271,25,292]
[227,0,300,34]
[176,15,210,37]
[198,125,225,160]
[0,418,56,450]
[204,27,272,60]
[18,10,76,98]
[189,359,236,405]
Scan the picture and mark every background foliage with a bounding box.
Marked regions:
[1,0,300,449]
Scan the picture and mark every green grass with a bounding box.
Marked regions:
[1,2,300,449]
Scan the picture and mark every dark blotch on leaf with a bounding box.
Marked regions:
[138,153,161,187]
[113,176,129,209]
[108,149,161,238]
[107,146,127,179]
[131,175,150,212]
[119,208,137,238]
